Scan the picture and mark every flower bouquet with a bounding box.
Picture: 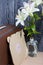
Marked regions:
[15,0,43,56]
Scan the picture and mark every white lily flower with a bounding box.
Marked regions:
[16,20,24,26]
[21,2,39,16]
[31,0,43,6]
[15,9,27,26]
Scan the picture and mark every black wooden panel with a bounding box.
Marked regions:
[8,0,14,24]
[0,0,29,25]
[0,0,8,25]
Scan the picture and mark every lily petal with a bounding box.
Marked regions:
[21,21,24,26]
[16,20,20,26]
[33,8,39,12]
[22,9,27,13]
[15,15,19,20]
[31,0,42,6]
[23,2,29,8]
[18,9,21,15]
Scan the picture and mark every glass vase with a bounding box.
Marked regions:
[27,38,38,57]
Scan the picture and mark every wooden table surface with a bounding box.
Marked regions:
[21,52,43,65]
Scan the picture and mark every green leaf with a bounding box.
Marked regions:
[24,27,27,30]
[27,33,32,36]
[31,24,36,32]
[27,31,32,36]
[24,26,30,31]
[34,13,40,20]
[33,30,40,34]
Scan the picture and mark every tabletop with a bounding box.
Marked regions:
[21,52,43,65]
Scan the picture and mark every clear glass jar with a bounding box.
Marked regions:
[27,38,38,57]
